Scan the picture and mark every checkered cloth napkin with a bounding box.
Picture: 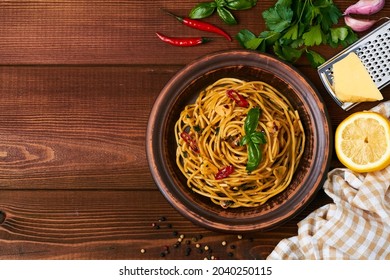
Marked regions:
[267,101,390,260]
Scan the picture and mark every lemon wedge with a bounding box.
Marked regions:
[335,111,390,173]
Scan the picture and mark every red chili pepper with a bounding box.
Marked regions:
[156,32,211,47]
[164,10,232,42]
[215,165,234,180]
[226,89,249,107]
[180,132,200,153]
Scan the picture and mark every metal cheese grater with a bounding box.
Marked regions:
[318,19,390,111]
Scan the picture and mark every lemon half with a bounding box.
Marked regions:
[335,111,390,173]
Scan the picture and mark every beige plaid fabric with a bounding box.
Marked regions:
[267,101,390,260]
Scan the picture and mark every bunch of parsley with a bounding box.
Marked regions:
[236,0,358,67]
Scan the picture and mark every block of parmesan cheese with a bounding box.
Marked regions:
[333,52,383,102]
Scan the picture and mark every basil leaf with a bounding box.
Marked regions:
[217,6,237,25]
[215,0,226,7]
[226,0,257,10]
[240,135,249,146]
[189,2,216,19]
[242,107,264,172]
[250,131,267,144]
[244,107,260,135]
[246,141,261,172]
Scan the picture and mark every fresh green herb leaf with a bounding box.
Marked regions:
[247,141,261,172]
[262,1,293,32]
[189,2,216,19]
[282,23,299,41]
[261,31,282,47]
[241,107,265,172]
[217,6,237,25]
[236,29,256,43]
[302,24,324,46]
[214,0,224,6]
[329,27,349,47]
[236,29,262,50]
[246,37,265,51]
[237,0,358,67]
[226,0,257,10]
[240,135,249,146]
[288,37,304,49]
[273,42,304,62]
[237,30,282,52]
[305,49,326,68]
[340,27,359,47]
[189,0,257,24]
[317,0,341,31]
[250,131,267,144]
[244,108,261,134]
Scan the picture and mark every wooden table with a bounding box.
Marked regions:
[0,1,389,260]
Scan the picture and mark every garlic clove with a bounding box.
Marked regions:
[344,0,385,16]
[344,16,378,32]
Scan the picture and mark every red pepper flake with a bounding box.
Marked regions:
[226,89,249,107]
[180,132,200,153]
[215,165,234,180]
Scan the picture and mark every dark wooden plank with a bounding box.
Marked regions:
[0,189,331,259]
[0,66,179,189]
[1,0,388,65]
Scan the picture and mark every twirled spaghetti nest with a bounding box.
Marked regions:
[175,78,305,208]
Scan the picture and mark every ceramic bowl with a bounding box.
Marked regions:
[146,50,332,232]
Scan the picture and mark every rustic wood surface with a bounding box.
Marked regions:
[0,0,389,260]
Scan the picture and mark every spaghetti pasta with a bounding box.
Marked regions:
[174,78,305,208]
